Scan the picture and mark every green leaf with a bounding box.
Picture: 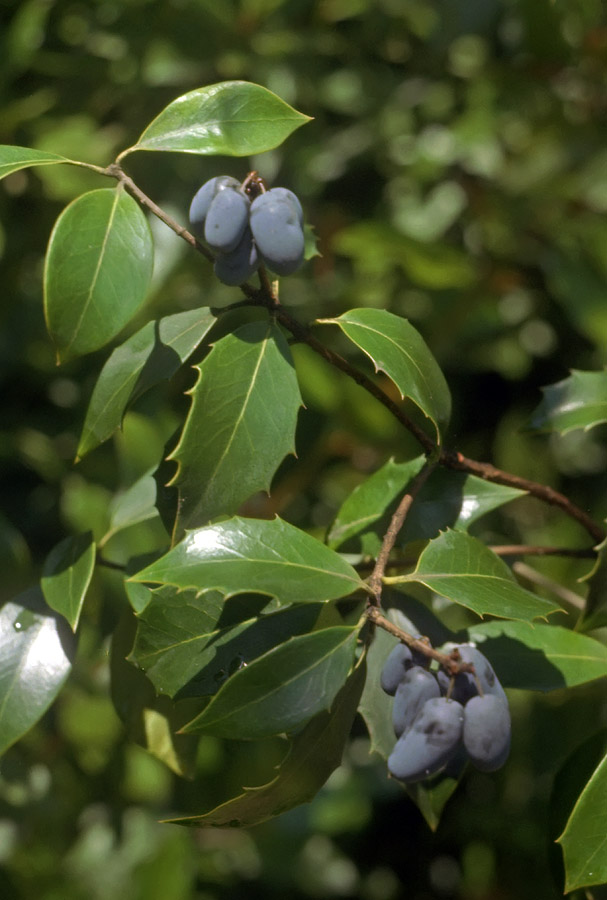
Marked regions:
[166,660,366,826]
[328,457,525,550]
[558,750,607,892]
[527,369,607,435]
[101,471,159,545]
[126,81,311,157]
[129,589,326,699]
[40,532,96,631]
[169,321,301,535]
[0,587,75,756]
[44,187,154,363]
[0,145,72,180]
[579,534,607,631]
[464,620,607,691]
[181,626,359,739]
[318,309,451,444]
[78,308,216,459]
[394,530,559,621]
[130,516,366,604]
[110,610,199,778]
[358,626,400,760]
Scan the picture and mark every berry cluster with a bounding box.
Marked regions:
[380,642,511,784]
[189,175,305,285]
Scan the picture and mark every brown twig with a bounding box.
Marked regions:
[365,607,470,675]
[367,461,436,603]
[97,162,606,547]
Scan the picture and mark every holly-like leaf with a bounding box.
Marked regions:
[78,308,216,459]
[328,457,525,550]
[358,626,399,760]
[40,532,96,631]
[527,369,607,434]
[125,81,311,157]
[579,534,607,632]
[169,321,301,535]
[129,589,325,698]
[0,587,75,756]
[557,750,607,892]
[318,309,451,444]
[0,145,72,180]
[464,620,607,691]
[165,659,366,827]
[44,187,153,363]
[181,626,359,739]
[130,516,366,604]
[393,530,559,621]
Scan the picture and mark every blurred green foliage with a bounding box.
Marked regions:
[1,0,607,897]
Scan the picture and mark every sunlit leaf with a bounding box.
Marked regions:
[126,81,311,157]
[170,321,301,535]
[394,530,559,621]
[0,145,72,180]
[101,472,159,545]
[464,620,607,691]
[527,369,607,435]
[181,626,359,739]
[558,750,607,892]
[44,187,153,362]
[0,588,75,756]
[78,308,216,459]
[130,516,366,604]
[318,309,451,444]
[166,660,366,826]
[40,532,96,631]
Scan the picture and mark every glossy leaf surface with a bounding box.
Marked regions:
[169,321,301,534]
[398,530,559,621]
[44,187,153,362]
[0,145,71,179]
[128,81,311,157]
[129,589,325,698]
[78,308,216,458]
[167,661,366,827]
[131,516,365,603]
[181,626,359,739]
[465,620,607,691]
[318,308,451,443]
[558,750,607,892]
[0,588,74,756]
[328,456,525,550]
[528,369,607,434]
[40,532,96,631]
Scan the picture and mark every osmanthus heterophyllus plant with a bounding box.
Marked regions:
[1,80,607,893]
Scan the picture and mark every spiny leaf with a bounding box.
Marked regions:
[527,369,607,435]
[130,516,366,605]
[169,321,301,535]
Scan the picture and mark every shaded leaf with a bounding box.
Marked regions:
[129,589,325,698]
[527,369,607,434]
[130,516,366,604]
[0,587,75,756]
[169,321,301,535]
[78,308,216,459]
[127,81,311,157]
[0,145,71,180]
[358,626,399,760]
[44,187,153,362]
[181,626,359,739]
[579,534,607,632]
[328,457,525,550]
[464,620,607,691]
[110,609,199,777]
[165,659,366,827]
[318,309,451,444]
[557,750,607,892]
[395,530,559,621]
[40,532,96,631]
